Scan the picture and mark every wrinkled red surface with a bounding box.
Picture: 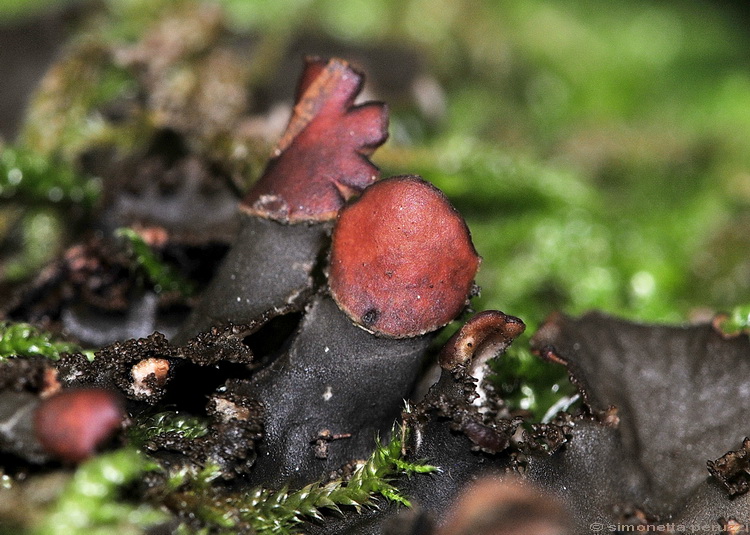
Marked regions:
[242,57,388,223]
[34,388,124,463]
[329,175,480,338]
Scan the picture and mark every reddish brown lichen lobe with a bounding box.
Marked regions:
[242,57,388,223]
[329,175,480,338]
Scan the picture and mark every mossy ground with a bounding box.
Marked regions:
[2,0,750,532]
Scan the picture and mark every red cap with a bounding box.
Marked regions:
[329,175,480,338]
[34,388,124,463]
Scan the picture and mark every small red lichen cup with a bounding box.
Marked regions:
[34,388,125,463]
[329,175,480,338]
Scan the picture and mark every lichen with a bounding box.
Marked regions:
[3,0,750,533]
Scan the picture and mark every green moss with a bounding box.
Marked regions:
[123,420,435,534]
[1,209,62,282]
[240,427,436,534]
[0,145,101,283]
[0,322,84,360]
[166,425,436,534]
[116,228,197,297]
[488,344,575,419]
[715,304,750,336]
[20,43,138,162]
[0,146,100,207]
[33,449,168,535]
[0,0,77,20]
[129,411,210,445]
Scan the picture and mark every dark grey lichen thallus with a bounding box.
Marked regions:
[173,56,388,343]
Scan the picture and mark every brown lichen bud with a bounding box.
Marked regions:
[40,367,62,399]
[130,357,170,398]
[439,310,525,370]
[329,175,480,338]
[437,477,573,535]
[34,388,125,463]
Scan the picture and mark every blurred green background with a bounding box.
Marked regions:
[2,0,750,414]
